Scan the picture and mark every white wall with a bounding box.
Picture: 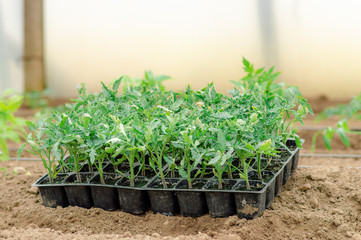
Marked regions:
[44,0,361,99]
[0,0,23,93]
[44,0,260,97]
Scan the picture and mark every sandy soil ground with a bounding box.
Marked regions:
[0,160,360,240]
[1,100,361,240]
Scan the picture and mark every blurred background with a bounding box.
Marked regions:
[1,0,361,99]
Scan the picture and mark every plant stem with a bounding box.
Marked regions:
[141,152,146,177]
[158,139,170,189]
[227,163,233,179]
[100,170,105,185]
[88,160,93,172]
[130,151,135,187]
[73,152,81,183]
[171,167,175,178]
[218,177,222,190]
[241,157,250,191]
[257,153,262,180]
[201,163,206,178]
[188,179,192,189]
[160,173,167,189]
[186,153,192,189]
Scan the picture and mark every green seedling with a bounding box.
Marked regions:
[312,94,361,151]
[0,89,26,161]
[22,59,311,192]
[18,120,66,183]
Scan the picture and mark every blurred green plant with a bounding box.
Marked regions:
[0,89,26,160]
[23,88,68,120]
[312,93,361,151]
[316,93,361,121]
[0,167,8,177]
[23,89,50,109]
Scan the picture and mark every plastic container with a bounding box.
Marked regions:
[175,179,208,217]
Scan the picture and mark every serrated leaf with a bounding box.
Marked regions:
[258,139,272,152]
[179,169,188,178]
[191,150,204,166]
[242,140,256,151]
[119,123,127,138]
[89,148,97,164]
[16,143,27,160]
[220,154,229,166]
[336,128,350,147]
[337,119,349,131]
[163,156,174,165]
[208,154,221,165]
[295,135,303,149]
[52,141,61,161]
[112,77,122,91]
[322,132,332,151]
[26,121,37,131]
[217,130,227,150]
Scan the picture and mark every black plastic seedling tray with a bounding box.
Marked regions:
[32,140,300,219]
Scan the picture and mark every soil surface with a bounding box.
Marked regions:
[1,161,360,240]
[0,100,361,240]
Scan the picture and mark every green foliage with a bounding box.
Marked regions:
[20,60,310,190]
[316,93,361,121]
[23,89,50,109]
[0,89,26,160]
[312,93,361,151]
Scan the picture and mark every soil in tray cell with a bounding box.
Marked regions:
[249,171,274,183]
[274,150,292,162]
[232,158,256,169]
[104,163,130,174]
[133,165,156,178]
[204,179,237,190]
[234,182,265,191]
[91,174,122,185]
[165,170,181,178]
[285,139,298,151]
[80,163,107,172]
[260,160,283,172]
[188,168,214,178]
[118,177,148,188]
[176,179,207,189]
[40,174,68,184]
[64,173,94,184]
[149,178,178,189]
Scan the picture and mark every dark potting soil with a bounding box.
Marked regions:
[134,166,156,178]
[248,172,274,183]
[205,180,236,190]
[165,171,181,178]
[80,163,107,173]
[150,179,178,189]
[288,145,297,151]
[91,174,122,185]
[275,150,292,162]
[194,168,214,178]
[177,180,206,190]
[234,182,265,191]
[232,158,255,168]
[65,173,94,184]
[104,163,131,174]
[119,178,148,188]
[152,182,176,188]
[260,160,283,172]
[41,174,68,184]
